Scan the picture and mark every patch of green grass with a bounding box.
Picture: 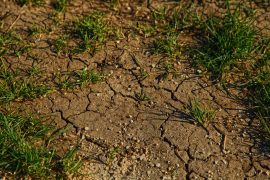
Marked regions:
[28,24,45,36]
[0,32,31,58]
[26,66,41,77]
[0,113,81,178]
[151,4,200,33]
[148,3,201,57]
[0,32,21,57]
[149,3,202,58]
[0,63,50,103]
[16,0,44,6]
[135,23,156,38]
[188,100,215,127]
[190,2,257,80]
[52,36,68,55]
[75,68,103,87]
[0,77,50,103]
[55,68,103,90]
[53,0,68,12]
[151,7,167,24]
[152,33,180,58]
[102,0,119,9]
[135,90,150,102]
[249,72,270,135]
[158,61,175,80]
[106,147,121,164]
[248,51,270,136]
[55,74,74,90]
[73,12,109,54]
[138,68,149,81]
[170,5,201,31]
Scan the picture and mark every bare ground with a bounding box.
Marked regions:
[0,0,270,179]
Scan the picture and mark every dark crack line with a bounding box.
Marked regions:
[160,124,195,179]
[174,75,199,92]
[84,135,110,150]
[197,81,231,115]
[86,93,92,111]
[57,109,110,150]
[105,80,117,102]
[57,109,80,132]
[213,124,227,153]
[106,79,141,103]
[162,87,186,104]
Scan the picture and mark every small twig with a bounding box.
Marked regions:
[8,5,26,31]
[213,124,228,153]
[223,134,227,152]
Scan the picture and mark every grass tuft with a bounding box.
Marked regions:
[16,0,44,6]
[52,36,68,55]
[0,32,22,57]
[28,24,45,36]
[0,113,81,178]
[248,51,270,136]
[53,0,68,12]
[55,68,103,90]
[0,62,51,103]
[73,12,109,54]
[152,33,180,58]
[75,68,103,87]
[188,100,215,127]
[190,3,257,80]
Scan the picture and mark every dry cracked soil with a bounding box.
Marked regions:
[1,0,270,179]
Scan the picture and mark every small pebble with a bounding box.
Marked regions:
[131,155,136,160]
[139,154,146,161]
[149,162,155,167]
[144,51,151,56]
[222,159,227,165]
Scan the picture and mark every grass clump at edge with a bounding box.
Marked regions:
[190,3,257,80]
[53,0,68,12]
[152,33,180,58]
[0,32,31,58]
[73,12,109,54]
[150,3,201,58]
[0,113,81,179]
[248,51,270,137]
[15,0,44,6]
[52,36,68,55]
[188,99,215,127]
[55,68,103,90]
[0,64,51,103]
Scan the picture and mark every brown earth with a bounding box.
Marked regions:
[1,0,270,179]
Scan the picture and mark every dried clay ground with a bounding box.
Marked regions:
[0,0,270,179]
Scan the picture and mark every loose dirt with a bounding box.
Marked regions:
[1,0,270,179]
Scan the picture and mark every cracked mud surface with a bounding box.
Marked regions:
[1,0,270,179]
